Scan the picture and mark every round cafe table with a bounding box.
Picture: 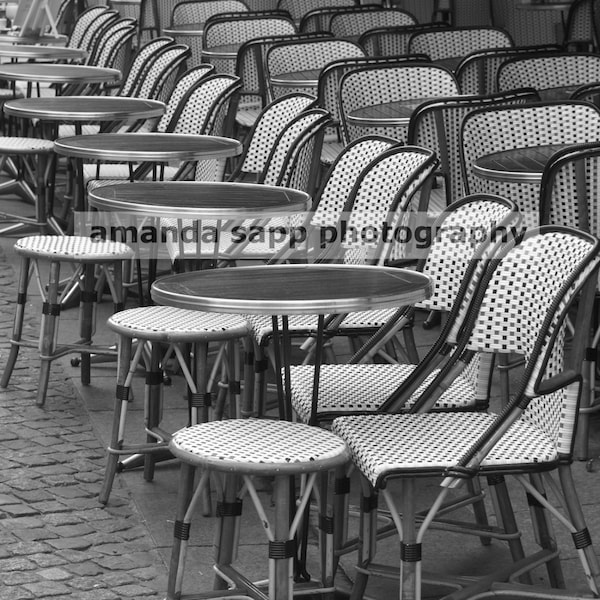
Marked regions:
[0,43,87,61]
[0,63,120,96]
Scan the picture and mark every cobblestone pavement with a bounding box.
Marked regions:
[0,247,167,600]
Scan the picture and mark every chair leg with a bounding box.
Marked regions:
[38,259,62,406]
[0,255,30,389]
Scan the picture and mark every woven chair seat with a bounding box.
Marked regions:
[289,363,475,422]
[0,137,55,154]
[170,418,350,475]
[332,411,558,487]
[14,235,134,262]
[108,305,249,342]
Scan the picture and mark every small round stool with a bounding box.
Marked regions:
[166,418,350,600]
[99,304,252,505]
[0,235,135,405]
[0,137,60,234]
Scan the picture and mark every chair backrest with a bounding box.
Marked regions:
[357,22,449,56]
[407,88,540,205]
[67,5,114,49]
[317,54,431,133]
[329,8,416,39]
[564,0,597,51]
[117,36,175,97]
[235,31,332,109]
[408,26,514,62]
[129,43,192,102]
[323,145,438,266]
[339,63,460,144]
[229,93,317,182]
[276,0,358,23]
[202,12,297,73]
[171,0,249,27]
[86,17,136,71]
[155,64,216,132]
[76,8,120,54]
[299,4,383,34]
[265,38,366,99]
[410,225,600,463]
[454,44,562,96]
[460,101,600,224]
[260,108,331,193]
[497,53,600,100]
[539,142,600,238]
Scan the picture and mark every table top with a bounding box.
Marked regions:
[201,43,240,58]
[88,181,311,218]
[54,132,243,162]
[0,44,87,60]
[151,264,432,315]
[270,68,321,88]
[0,63,120,83]
[472,143,569,184]
[348,98,432,127]
[0,33,68,44]
[4,96,165,122]
[163,23,204,34]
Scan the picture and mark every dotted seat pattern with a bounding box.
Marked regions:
[265,39,365,100]
[202,15,296,74]
[339,64,459,145]
[331,411,558,487]
[329,9,416,39]
[15,235,134,262]
[108,305,250,343]
[408,27,513,62]
[461,102,600,227]
[332,228,600,487]
[564,0,595,49]
[0,138,55,154]
[171,0,249,66]
[87,18,136,72]
[455,46,560,97]
[407,89,539,205]
[67,6,114,50]
[170,418,349,474]
[497,54,600,95]
[289,362,477,423]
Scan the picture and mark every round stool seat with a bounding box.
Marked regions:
[0,137,55,154]
[108,305,250,342]
[14,235,135,262]
[170,418,350,476]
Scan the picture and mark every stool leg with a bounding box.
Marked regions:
[78,262,96,386]
[38,259,62,406]
[99,334,134,505]
[144,341,163,483]
[1,255,31,389]
[272,475,294,600]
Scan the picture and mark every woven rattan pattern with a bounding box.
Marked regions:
[14,235,134,261]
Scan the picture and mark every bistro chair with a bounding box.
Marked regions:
[233,31,331,134]
[287,194,520,424]
[244,144,438,415]
[316,53,431,171]
[408,26,514,71]
[65,5,118,53]
[339,63,460,144]
[85,16,137,73]
[109,0,160,46]
[497,52,600,101]
[454,44,561,96]
[460,101,600,228]
[329,7,416,41]
[0,236,135,406]
[264,37,366,100]
[201,12,296,74]
[539,141,600,461]
[166,0,250,67]
[332,225,600,600]
[406,88,540,207]
[357,21,449,56]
